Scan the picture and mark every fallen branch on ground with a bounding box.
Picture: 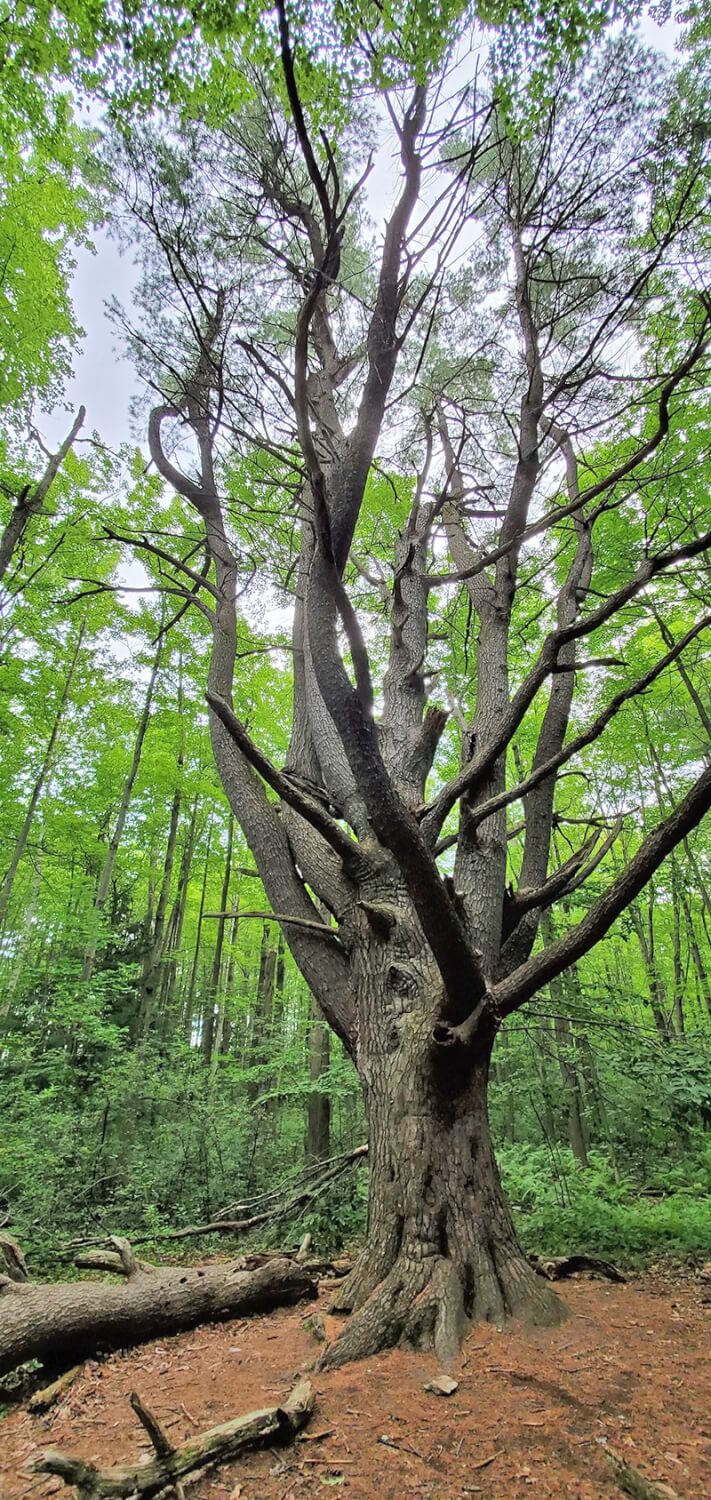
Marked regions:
[74,1249,157,1276]
[531,1254,625,1283]
[0,1253,316,1376]
[74,1242,350,1281]
[28,1365,84,1414]
[35,1377,314,1498]
[65,1145,369,1250]
[599,1441,681,1499]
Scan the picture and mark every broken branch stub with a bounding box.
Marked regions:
[0,1232,29,1282]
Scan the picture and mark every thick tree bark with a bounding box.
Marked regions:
[0,1257,316,1376]
[320,919,562,1369]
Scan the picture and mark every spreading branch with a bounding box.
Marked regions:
[492,762,711,1016]
[0,406,85,586]
[205,689,365,876]
[467,615,710,836]
[422,532,711,840]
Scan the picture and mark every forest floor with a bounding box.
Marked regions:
[1,1268,709,1500]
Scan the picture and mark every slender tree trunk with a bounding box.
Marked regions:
[183,817,213,1039]
[642,726,711,1019]
[683,837,711,935]
[670,856,685,1034]
[531,1022,557,1143]
[219,889,241,1056]
[630,900,672,1039]
[540,913,588,1164]
[0,622,85,928]
[679,882,710,1019]
[305,998,331,1163]
[650,605,711,742]
[0,854,43,1034]
[202,812,234,1065]
[161,795,200,1017]
[493,1026,516,1144]
[82,642,162,982]
[138,658,184,1037]
[246,926,277,1105]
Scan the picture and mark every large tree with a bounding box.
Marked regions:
[112,8,711,1365]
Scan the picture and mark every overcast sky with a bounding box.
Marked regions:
[41,11,680,457]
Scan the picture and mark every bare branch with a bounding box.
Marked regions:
[205,689,365,877]
[467,615,710,835]
[0,407,85,585]
[493,763,711,1017]
[421,534,711,840]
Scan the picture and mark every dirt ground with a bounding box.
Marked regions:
[1,1270,709,1500]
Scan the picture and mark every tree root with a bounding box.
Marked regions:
[322,1243,564,1370]
[35,1378,314,1499]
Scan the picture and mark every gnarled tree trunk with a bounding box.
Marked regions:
[320,908,562,1369]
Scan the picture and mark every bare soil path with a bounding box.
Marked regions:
[1,1272,708,1500]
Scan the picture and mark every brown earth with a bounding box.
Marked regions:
[1,1270,709,1500]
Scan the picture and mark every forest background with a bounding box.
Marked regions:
[0,0,709,1290]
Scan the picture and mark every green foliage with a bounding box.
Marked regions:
[502,1144,711,1263]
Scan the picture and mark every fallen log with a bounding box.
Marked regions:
[28,1365,84,1414]
[74,1249,156,1276]
[35,1378,314,1498]
[0,1256,316,1376]
[74,1244,349,1281]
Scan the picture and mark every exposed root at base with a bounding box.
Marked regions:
[320,1247,565,1371]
